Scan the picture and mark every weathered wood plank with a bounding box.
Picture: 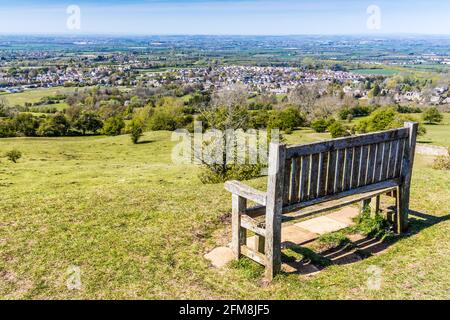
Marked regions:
[366,144,377,185]
[231,194,247,259]
[334,149,345,193]
[394,138,405,178]
[225,180,267,205]
[283,178,401,215]
[388,140,399,179]
[286,128,409,158]
[373,142,384,182]
[265,143,286,280]
[342,147,353,191]
[326,150,337,195]
[290,157,301,204]
[283,158,292,204]
[351,146,362,189]
[241,215,266,236]
[380,141,391,181]
[241,245,267,266]
[309,153,320,199]
[358,145,370,187]
[317,152,329,197]
[300,155,311,201]
[399,122,418,233]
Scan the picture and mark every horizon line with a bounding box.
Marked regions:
[2,32,450,37]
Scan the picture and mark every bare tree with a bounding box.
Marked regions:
[287,82,326,119]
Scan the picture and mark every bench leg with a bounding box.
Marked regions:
[359,199,371,214]
[231,194,247,259]
[264,217,282,281]
[370,195,381,217]
[396,185,409,234]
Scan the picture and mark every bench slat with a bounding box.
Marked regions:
[290,157,301,204]
[317,152,328,197]
[366,144,377,185]
[380,141,390,181]
[351,146,361,189]
[283,158,292,204]
[300,155,311,201]
[286,127,409,158]
[358,145,370,187]
[309,153,320,199]
[343,147,353,191]
[326,150,337,195]
[283,178,400,214]
[395,139,405,178]
[374,142,383,182]
[334,149,345,193]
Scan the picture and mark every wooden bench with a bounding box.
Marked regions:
[225,122,418,280]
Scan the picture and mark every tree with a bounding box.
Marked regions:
[0,97,10,117]
[129,119,144,144]
[102,116,125,136]
[37,114,71,137]
[12,113,39,137]
[288,83,324,120]
[74,112,103,135]
[422,107,443,124]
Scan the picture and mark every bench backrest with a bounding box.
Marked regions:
[271,124,418,209]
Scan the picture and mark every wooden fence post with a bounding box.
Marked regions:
[264,143,286,280]
[398,122,418,233]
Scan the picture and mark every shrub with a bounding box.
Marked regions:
[422,107,443,124]
[102,116,125,136]
[268,107,305,133]
[5,149,22,163]
[198,163,263,184]
[328,121,350,138]
[129,119,144,144]
[0,119,16,138]
[355,107,426,135]
[338,105,371,120]
[310,118,328,133]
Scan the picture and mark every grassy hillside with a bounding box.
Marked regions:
[0,131,449,299]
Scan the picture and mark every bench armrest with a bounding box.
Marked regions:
[224,180,267,206]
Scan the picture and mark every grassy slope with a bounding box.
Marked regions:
[0,131,449,299]
[351,113,450,148]
[419,113,450,148]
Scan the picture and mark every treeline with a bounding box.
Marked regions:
[0,81,444,141]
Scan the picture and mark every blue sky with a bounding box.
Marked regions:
[0,0,449,35]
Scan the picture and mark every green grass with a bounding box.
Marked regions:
[350,113,450,148]
[0,131,449,299]
[350,68,398,76]
[2,87,82,107]
[419,113,450,148]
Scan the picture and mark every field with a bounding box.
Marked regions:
[0,129,449,299]
[350,69,398,76]
[2,87,82,107]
